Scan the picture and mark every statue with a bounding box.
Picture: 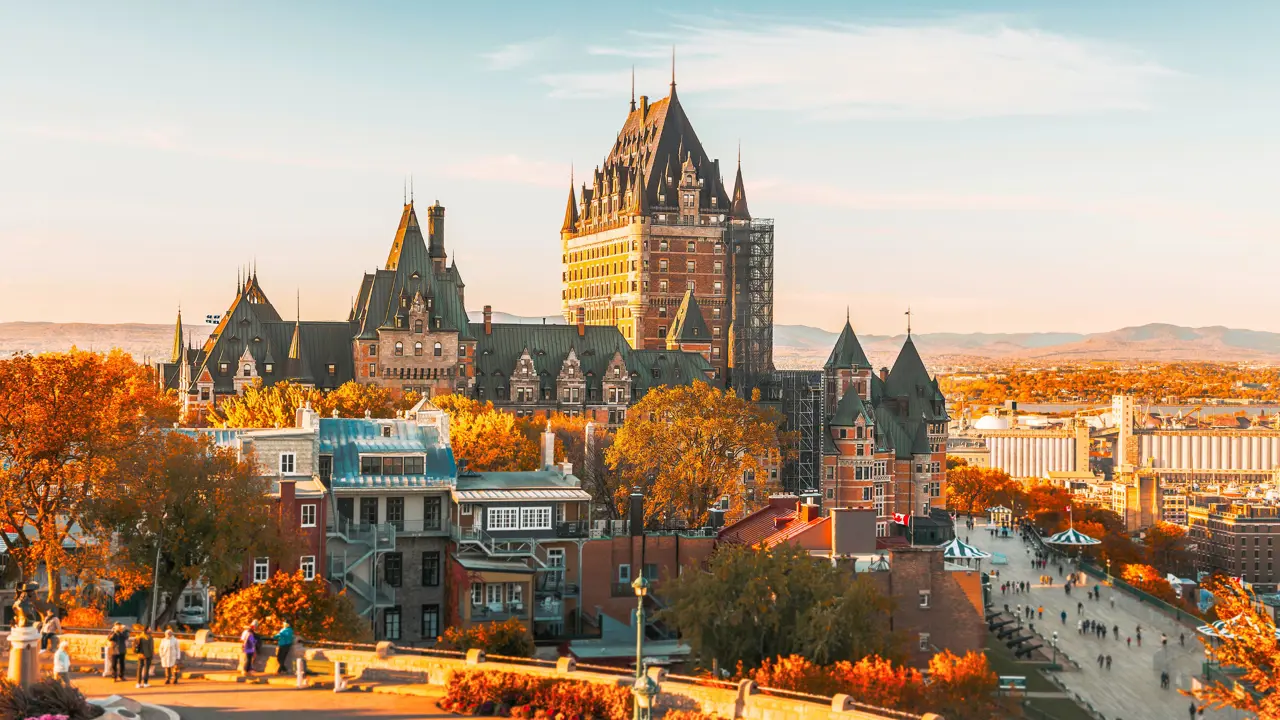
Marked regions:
[11,583,37,629]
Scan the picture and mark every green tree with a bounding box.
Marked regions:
[661,543,899,671]
[93,431,291,627]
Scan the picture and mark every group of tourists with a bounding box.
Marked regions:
[238,619,296,676]
[104,623,183,687]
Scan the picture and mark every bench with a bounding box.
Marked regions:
[998,676,1027,691]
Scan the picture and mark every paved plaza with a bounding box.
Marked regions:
[967,519,1253,720]
[73,674,447,719]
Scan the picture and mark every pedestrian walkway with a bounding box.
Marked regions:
[968,520,1254,720]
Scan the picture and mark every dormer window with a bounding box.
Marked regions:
[414,320,423,334]
[219,362,229,374]
[264,363,274,374]
[327,363,336,375]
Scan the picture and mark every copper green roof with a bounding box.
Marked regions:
[318,418,455,489]
[669,291,710,343]
[829,389,870,426]
[825,320,871,369]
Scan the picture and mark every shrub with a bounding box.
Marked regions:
[60,607,107,630]
[0,678,102,720]
[441,670,630,719]
[440,617,535,657]
[210,570,370,643]
[662,712,729,720]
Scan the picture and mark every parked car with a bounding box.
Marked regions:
[176,606,207,626]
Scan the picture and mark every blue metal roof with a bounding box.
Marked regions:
[319,418,456,489]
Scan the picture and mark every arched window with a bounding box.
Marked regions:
[394,342,403,356]
[242,364,252,377]
[414,342,423,356]
[433,342,443,357]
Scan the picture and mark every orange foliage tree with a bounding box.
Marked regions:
[1120,563,1179,604]
[0,350,177,603]
[210,570,370,643]
[606,383,781,528]
[940,362,1280,405]
[1185,577,1279,718]
[433,395,539,471]
[944,465,1010,516]
[1144,522,1192,576]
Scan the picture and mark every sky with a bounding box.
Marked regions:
[3,1,1280,335]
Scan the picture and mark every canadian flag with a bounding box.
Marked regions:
[892,513,910,526]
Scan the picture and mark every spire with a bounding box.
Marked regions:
[670,46,676,95]
[171,307,184,363]
[562,180,579,232]
[905,306,912,337]
[730,144,751,220]
[630,65,636,112]
[288,291,303,361]
[825,316,871,370]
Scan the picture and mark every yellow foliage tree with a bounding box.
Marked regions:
[209,380,409,428]
[944,465,1010,516]
[1185,577,1279,717]
[433,394,539,472]
[1120,563,1180,604]
[607,382,781,529]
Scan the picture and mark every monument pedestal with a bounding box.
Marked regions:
[8,625,41,688]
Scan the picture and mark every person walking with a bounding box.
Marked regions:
[1127,636,1132,648]
[1039,606,1045,620]
[40,609,62,652]
[107,623,129,682]
[1077,601,1084,616]
[53,640,71,682]
[241,620,259,675]
[1077,619,1084,635]
[273,620,295,675]
[134,626,154,688]
[1180,632,1186,647]
[1137,630,1143,647]
[1162,633,1168,649]
[1060,610,1067,625]
[1110,595,1116,609]
[1097,653,1104,668]
[1105,654,1112,671]
[1113,624,1119,640]
[158,628,182,685]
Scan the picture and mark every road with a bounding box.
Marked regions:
[74,674,448,719]
[968,519,1252,720]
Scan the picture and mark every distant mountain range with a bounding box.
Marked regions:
[5,319,1280,369]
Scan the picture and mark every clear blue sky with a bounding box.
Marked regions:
[4,1,1279,334]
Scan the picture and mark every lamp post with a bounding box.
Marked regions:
[631,576,657,720]
[1106,557,1112,586]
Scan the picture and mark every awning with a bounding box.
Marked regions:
[1044,527,1101,546]
[453,556,537,574]
[939,537,992,559]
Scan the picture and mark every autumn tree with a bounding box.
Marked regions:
[1144,522,1192,576]
[92,431,291,627]
[210,380,409,428]
[606,384,781,529]
[945,455,969,470]
[210,570,370,643]
[439,617,535,657]
[1120,563,1179,604]
[531,413,623,520]
[944,465,1009,516]
[1185,577,1279,718]
[0,350,176,603]
[662,543,899,671]
[433,394,539,471]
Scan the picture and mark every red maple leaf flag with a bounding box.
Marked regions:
[892,513,909,526]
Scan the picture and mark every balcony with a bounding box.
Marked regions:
[396,518,448,537]
[470,602,526,623]
[556,521,589,538]
[533,597,564,621]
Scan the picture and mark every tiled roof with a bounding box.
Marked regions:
[718,505,795,546]
[455,469,582,492]
[761,516,828,549]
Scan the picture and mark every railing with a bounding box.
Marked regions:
[470,603,524,623]
[330,518,397,553]
[556,521,588,538]
[396,518,448,536]
[451,525,548,567]
[533,599,564,621]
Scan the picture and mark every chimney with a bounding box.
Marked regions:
[279,477,296,508]
[879,367,889,383]
[576,307,586,337]
[629,488,644,536]
[798,499,820,523]
[707,507,725,529]
[542,421,556,469]
[483,305,493,335]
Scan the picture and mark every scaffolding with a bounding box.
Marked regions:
[775,370,822,495]
[728,218,775,396]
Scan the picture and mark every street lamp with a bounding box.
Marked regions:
[631,576,658,720]
[1106,557,1112,585]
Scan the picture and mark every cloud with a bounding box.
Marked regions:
[540,17,1175,119]
[483,37,555,71]
[444,154,565,188]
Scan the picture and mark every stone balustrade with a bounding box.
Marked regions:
[57,632,941,720]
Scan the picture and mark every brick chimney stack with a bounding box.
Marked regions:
[879,366,889,383]
[576,307,586,337]
[483,305,492,335]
